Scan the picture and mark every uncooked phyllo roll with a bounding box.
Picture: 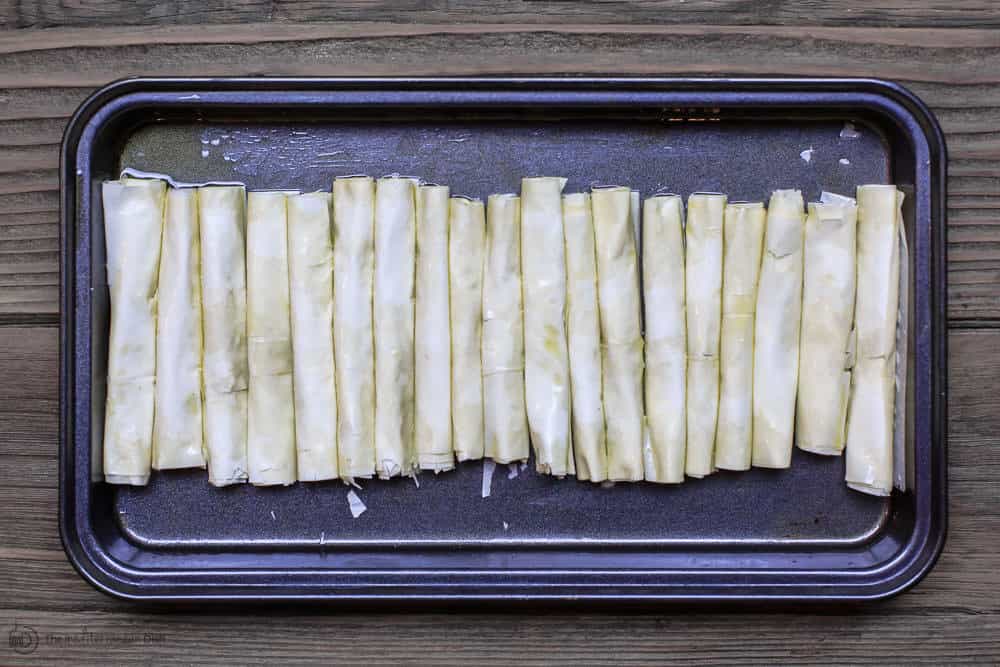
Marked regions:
[563,192,606,481]
[684,193,726,478]
[332,176,377,482]
[642,194,686,483]
[846,185,903,496]
[449,196,486,462]
[520,177,574,476]
[199,184,249,486]
[715,201,766,472]
[752,189,805,469]
[591,186,644,482]
[373,177,419,478]
[797,192,858,456]
[102,177,167,485]
[246,191,297,486]
[153,187,206,472]
[415,184,455,472]
[482,194,530,464]
[287,192,338,482]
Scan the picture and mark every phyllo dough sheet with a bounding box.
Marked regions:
[563,193,607,481]
[520,177,574,476]
[414,184,455,472]
[287,192,339,482]
[153,187,206,472]
[846,185,903,496]
[715,202,766,472]
[483,194,530,464]
[332,176,377,481]
[373,177,418,478]
[591,186,644,481]
[246,191,297,486]
[449,196,487,462]
[198,184,249,486]
[684,193,726,478]
[796,192,858,456]
[102,177,167,485]
[642,194,686,483]
[752,189,805,470]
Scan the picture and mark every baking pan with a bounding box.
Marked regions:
[59,77,947,603]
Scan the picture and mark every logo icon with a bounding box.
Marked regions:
[8,622,39,655]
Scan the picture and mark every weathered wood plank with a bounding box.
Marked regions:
[5,0,1000,29]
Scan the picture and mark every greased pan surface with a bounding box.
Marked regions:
[60,78,946,602]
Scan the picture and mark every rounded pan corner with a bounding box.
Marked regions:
[58,514,139,602]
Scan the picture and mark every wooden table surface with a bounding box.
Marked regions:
[1,2,998,664]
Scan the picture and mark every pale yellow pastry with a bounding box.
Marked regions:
[102,177,167,485]
[685,193,726,478]
[198,184,249,486]
[287,192,339,482]
[332,176,376,481]
[246,191,297,486]
[591,186,644,482]
[752,189,805,469]
[715,202,765,471]
[153,187,206,472]
[449,196,486,462]
[482,194,530,464]
[520,177,574,476]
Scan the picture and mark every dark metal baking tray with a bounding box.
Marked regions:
[59,77,947,603]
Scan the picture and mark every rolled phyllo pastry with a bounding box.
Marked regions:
[415,184,455,472]
[591,186,644,481]
[449,196,486,462]
[520,177,574,476]
[373,177,418,478]
[482,194,530,464]
[714,202,766,471]
[102,177,166,485]
[562,192,607,481]
[332,176,377,482]
[246,191,297,486]
[846,185,903,495]
[199,184,249,486]
[286,192,338,482]
[796,192,858,456]
[684,193,726,478]
[642,194,686,483]
[752,189,805,469]
[153,187,205,471]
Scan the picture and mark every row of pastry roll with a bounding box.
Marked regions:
[101,175,905,496]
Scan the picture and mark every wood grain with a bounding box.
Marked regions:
[0,21,998,319]
[0,325,996,663]
[7,0,1000,29]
